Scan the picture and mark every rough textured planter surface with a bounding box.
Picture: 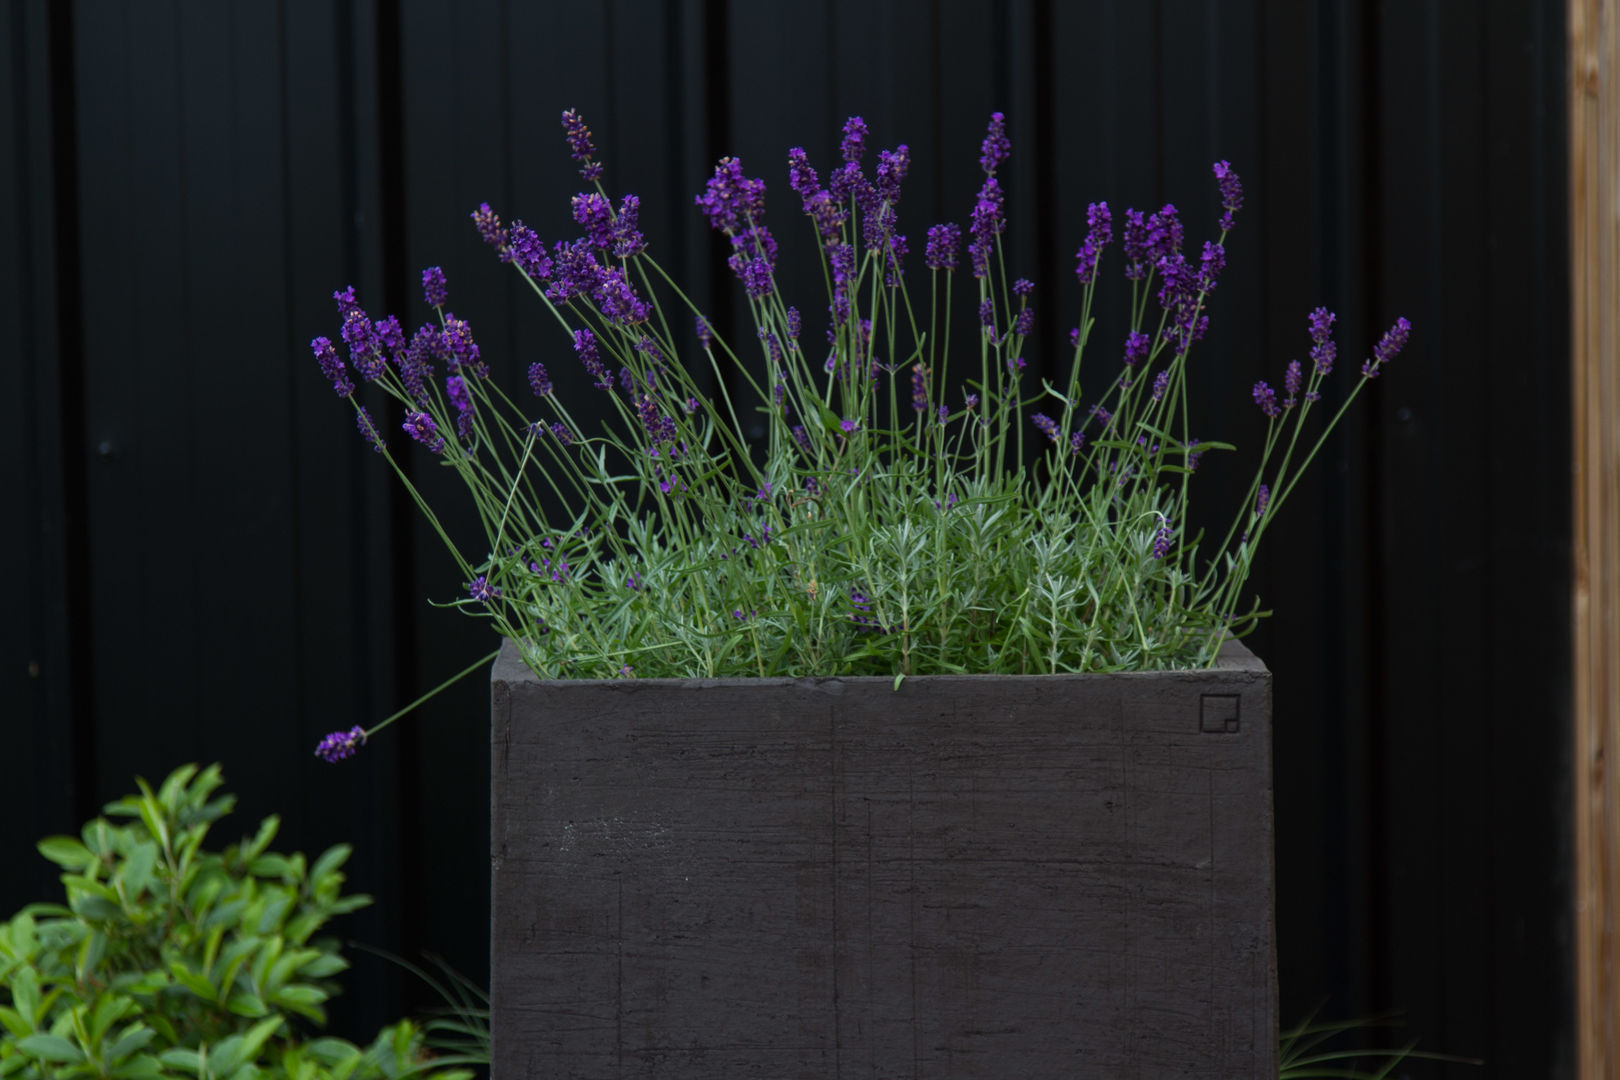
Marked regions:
[491,641,1276,1079]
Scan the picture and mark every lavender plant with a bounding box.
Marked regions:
[310,109,1407,745]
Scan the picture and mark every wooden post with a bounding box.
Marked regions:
[1572,0,1619,1076]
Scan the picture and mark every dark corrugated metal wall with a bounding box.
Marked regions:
[1,1,1571,1075]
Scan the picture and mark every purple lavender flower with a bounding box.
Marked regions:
[613,195,645,258]
[1151,521,1174,560]
[315,726,366,763]
[968,177,1005,278]
[422,266,448,308]
[340,310,387,382]
[1252,380,1281,418]
[741,256,774,298]
[695,315,714,348]
[332,285,360,316]
[937,403,949,424]
[1283,360,1303,407]
[1070,431,1086,454]
[841,116,868,164]
[1213,160,1243,232]
[545,238,597,303]
[964,393,979,411]
[471,203,510,257]
[978,297,996,335]
[446,375,475,438]
[468,575,501,603]
[786,307,801,346]
[1007,355,1027,377]
[1123,330,1150,367]
[696,157,767,235]
[911,363,930,412]
[1014,307,1034,337]
[312,336,353,397]
[505,222,551,280]
[561,108,602,181]
[875,145,910,204]
[787,147,819,202]
[1256,483,1271,516]
[403,410,445,453]
[925,223,960,271]
[572,192,615,250]
[1122,208,1151,280]
[1197,241,1226,293]
[573,328,611,389]
[1074,201,1112,286]
[839,417,859,434]
[550,421,573,446]
[1362,316,1412,378]
[1308,307,1338,383]
[979,112,1010,175]
[356,407,383,452]
[792,425,811,455]
[1152,370,1170,401]
[441,315,487,378]
[1090,403,1112,426]
[528,362,552,397]
[595,264,653,324]
[1032,412,1059,443]
[399,325,438,405]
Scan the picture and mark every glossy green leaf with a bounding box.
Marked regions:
[166,961,215,1000]
[36,837,95,872]
[16,1034,84,1063]
[105,1024,156,1064]
[306,846,351,887]
[110,1053,164,1079]
[224,993,268,1019]
[240,817,280,865]
[116,842,159,902]
[295,953,347,980]
[159,1048,201,1075]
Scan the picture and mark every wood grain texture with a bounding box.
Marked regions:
[491,642,1275,1078]
[1572,0,1619,1075]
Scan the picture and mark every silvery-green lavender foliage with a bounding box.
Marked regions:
[0,764,473,1080]
[310,110,1410,712]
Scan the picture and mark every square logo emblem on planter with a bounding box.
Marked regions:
[1201,692,1242,733]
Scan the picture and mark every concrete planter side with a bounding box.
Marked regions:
[491,641,1276,1078]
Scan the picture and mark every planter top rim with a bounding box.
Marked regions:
[491,637,1266,688]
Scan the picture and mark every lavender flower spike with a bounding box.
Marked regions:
[422,266,448,308]
[1362,316,1412,378]
[561,108,602,180]
[312,336,353,397]
[979,112,1010,176]
[403,410,446,453]
[1213,160,1243,232]
[315,725,366,763]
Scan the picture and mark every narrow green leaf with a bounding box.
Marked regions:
[166,961,215,1000]
[225,993,268,1019]
[235,1017,284,1066]
[156,764,200,815]
[110,1053,164,1079]
[106,1024,156,1064]
[240,817,280,865]
[307,845,351,886]
[296,954,347,979]
[117,842,159,903]
[247,855,291,880]
[301,1039,359,1066]
[159,1048,202,1075]
[17,1034,84,1063]
[0,1005,32,1040]
[36,837,94,871]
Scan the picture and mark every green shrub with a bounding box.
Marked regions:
[0,764,472,1080]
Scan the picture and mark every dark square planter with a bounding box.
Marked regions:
[491,640,1276,1078]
